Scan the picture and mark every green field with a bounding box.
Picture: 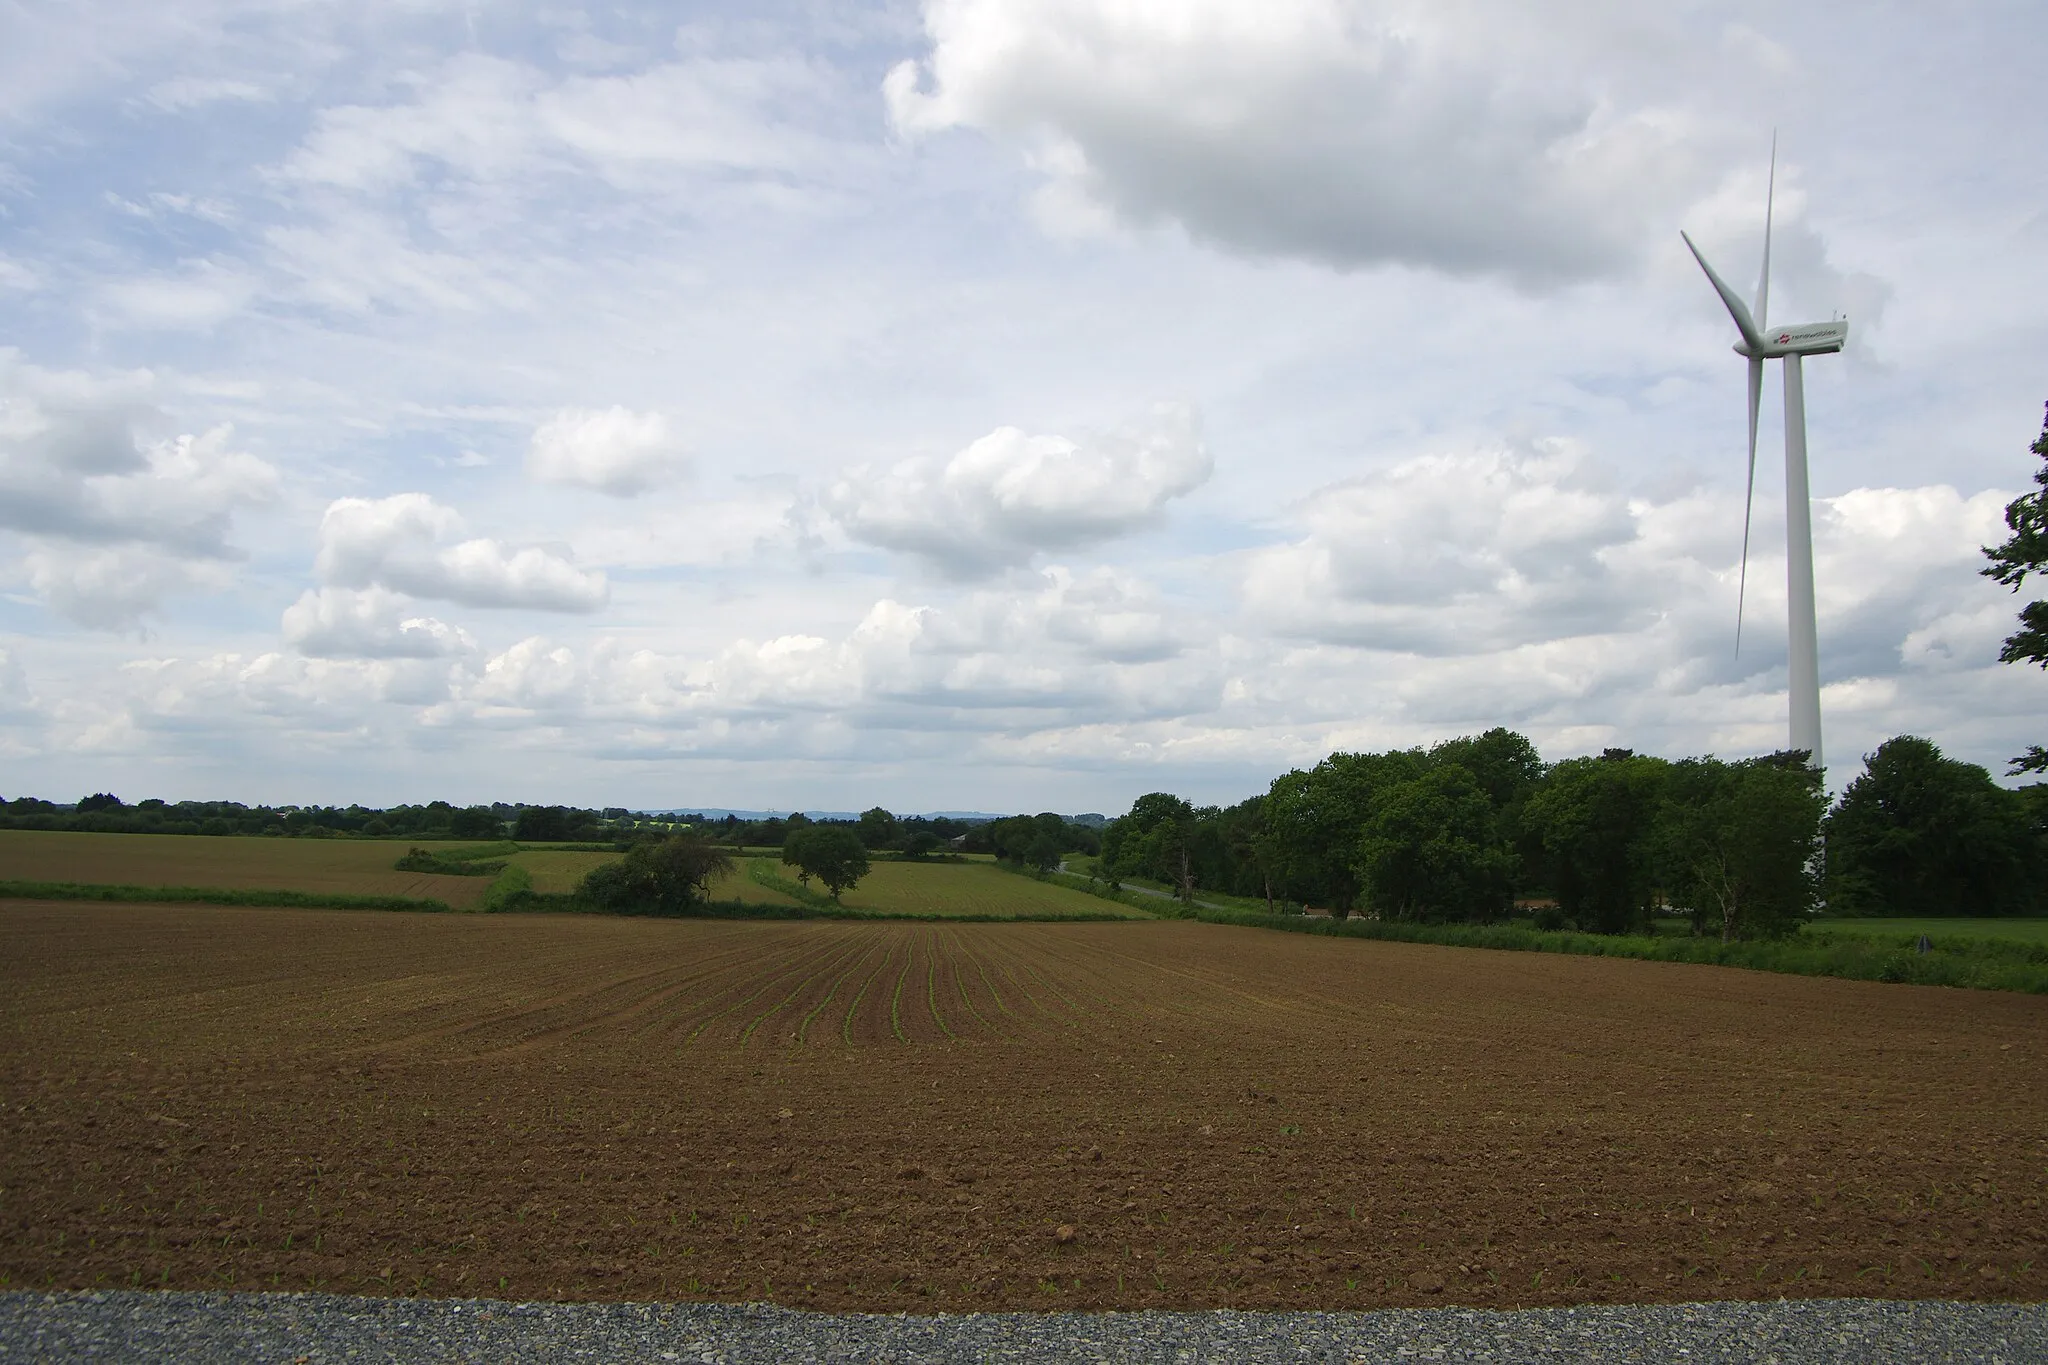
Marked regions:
[765,858,1152,919]
[1811,917,2048,945]
[501,848,618,893]
[709,863,803,907]
[0,829,493,908]
[0,830,1115,918]
[846,860,1151,918]
[508,849,1111,915]
[504,847,815,907]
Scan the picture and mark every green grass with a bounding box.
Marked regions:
[501,848,620,893]
[480,864,532,911]
[0,856,1142,925]
[745,859,1146,920]
[843,859,1155,918]
[1811,917,2048,945]
[393,846,507,876]
[423,841,521,863]
[1182,905,2048,993]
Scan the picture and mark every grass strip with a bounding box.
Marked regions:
[394,847,507,876]
[748,859,843,911]
[480,864,534,911]
[743,859,1132,922]
[0,880,452,913]
[1,872,1134,925]
[1185,905,2048,993]
[990,861,1167,916]
[478,877,1121,923]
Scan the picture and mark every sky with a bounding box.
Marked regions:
[1,0,2044,815]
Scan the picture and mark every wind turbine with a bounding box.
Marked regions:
[1680,143,1846,771]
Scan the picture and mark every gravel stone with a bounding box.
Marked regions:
[4,1292,2046,1363]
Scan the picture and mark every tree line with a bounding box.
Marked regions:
[1097,731,2047,938]
[0,796,994,849]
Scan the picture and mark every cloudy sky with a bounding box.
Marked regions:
[2,0,2043,814]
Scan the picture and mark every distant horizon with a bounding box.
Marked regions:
[12,793,1109,825]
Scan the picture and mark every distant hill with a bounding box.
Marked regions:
[653,808,1007,824]
[653,808,1109,825]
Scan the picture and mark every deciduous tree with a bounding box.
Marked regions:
[1523,752,1669,933]
[579,835,735,915]
[1824,736,2040,916]
[1657,754,1824,941]
[783,825,871,901]
[1261,751,1423,916]
[1355,764,1515,922]
[857,806,901,850]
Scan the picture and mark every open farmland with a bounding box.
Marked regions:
[710,864,803,907]
[0,832,1124,918]
[3,902,2044,1313]
[800,859,1153,919]
[0,830,491,909]
[502,848,618,894]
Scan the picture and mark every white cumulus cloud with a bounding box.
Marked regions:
[281,586,477,660]
[313,493,609,612]
[822,403,1211,576]
[1243,441,1650,653]
[0,352,278,629]
[527,406,687,495]
[887,0,1732,283]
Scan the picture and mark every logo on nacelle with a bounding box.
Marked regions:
[1777,333,1791,344]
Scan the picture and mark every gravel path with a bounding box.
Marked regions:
[4,1292,2044,1363]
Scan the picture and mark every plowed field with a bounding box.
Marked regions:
[3,901,2044,1314]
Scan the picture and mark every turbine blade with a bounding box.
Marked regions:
[1735,355,1763,658]
[1755,133,1776,331]
[1682,231,1765,353]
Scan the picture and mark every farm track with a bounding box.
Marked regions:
[3,901,2046,1319]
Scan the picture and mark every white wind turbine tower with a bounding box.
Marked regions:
[1680,142,1846,771]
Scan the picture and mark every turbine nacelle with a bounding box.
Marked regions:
[1735,320,1848,359]
[1678,231,1851,358]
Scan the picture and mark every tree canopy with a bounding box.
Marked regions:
[578,834,735,915]
[782,825,872,901]
[1521,751,1667,935]
[856,806,900,849]
[1824,736,2041,917]
[1355,763,1515,923]
[1658,753,1824,941]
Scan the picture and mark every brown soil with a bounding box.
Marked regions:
[3,901,2044,1312]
